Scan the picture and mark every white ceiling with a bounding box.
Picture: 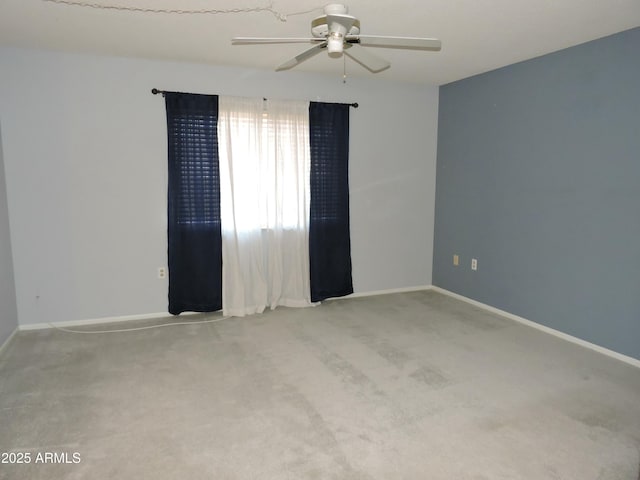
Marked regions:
[1,0,639,85]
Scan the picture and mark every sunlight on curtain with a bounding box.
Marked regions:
[218,96,315,316]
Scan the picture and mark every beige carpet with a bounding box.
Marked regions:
[1,290,639,479]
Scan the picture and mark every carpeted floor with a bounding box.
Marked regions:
[1,290,639,479]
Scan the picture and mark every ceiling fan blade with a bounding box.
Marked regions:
[343,44,390,73]
[232,37,323,45]
[354,35,442,50]
[276,43,327,71]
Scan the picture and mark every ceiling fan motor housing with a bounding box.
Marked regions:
[324,4,348,15]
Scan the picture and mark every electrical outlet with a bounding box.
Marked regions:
[453,254,459,266]
[157,267,167,279]
[471,258,478,271]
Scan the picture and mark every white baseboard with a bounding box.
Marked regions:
[18,311,201,331]
[332,285,432,300]
[431,286,640,369]
[0,327,18,358]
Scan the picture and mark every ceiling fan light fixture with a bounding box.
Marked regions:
[327,33,344,55]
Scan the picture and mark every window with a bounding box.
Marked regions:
[217,97,310,233]
[170,112,220,226]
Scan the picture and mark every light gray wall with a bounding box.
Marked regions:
[0,47,438,326]
[0,120,18,346]
[433,28,640,360]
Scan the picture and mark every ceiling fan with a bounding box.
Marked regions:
[232,4,441,73]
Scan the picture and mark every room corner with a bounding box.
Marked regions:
[0,119,19,353]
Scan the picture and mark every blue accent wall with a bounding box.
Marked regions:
[433,28,640,360]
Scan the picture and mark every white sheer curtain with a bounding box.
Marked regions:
[218,96,314,316]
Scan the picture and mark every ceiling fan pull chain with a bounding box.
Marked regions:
[343,54,347,83]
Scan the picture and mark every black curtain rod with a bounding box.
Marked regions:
[151,88,358,108]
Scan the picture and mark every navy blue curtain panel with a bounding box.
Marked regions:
[309,102,353,302]
[165,93,222,314]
